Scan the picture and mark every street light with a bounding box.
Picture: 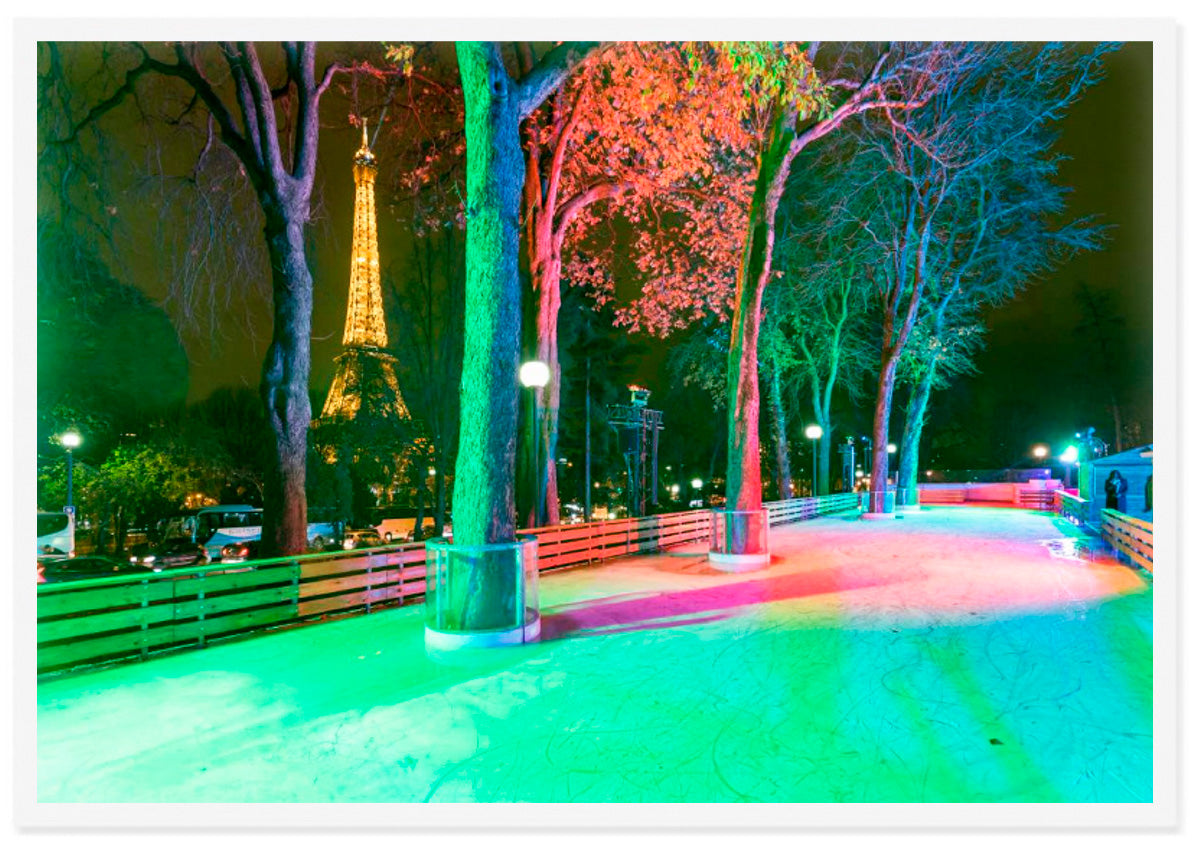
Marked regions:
[520,360,551,526]
[1032,444,1050,479]
[804,424,823,497]
[1060,445,1079,489]
[60,430,82,512]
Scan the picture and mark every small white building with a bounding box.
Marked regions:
[1078,444,1153,525]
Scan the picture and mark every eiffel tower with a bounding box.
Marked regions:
[321,122,410,424]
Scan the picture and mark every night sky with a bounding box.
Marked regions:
[117,41,1152,469]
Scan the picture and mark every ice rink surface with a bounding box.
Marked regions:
[35,506,1152,803]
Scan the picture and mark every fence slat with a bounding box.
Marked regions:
[1101,508,1153,572]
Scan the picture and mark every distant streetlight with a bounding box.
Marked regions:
[887,443,897,454]
[805,424,823,497]
[60,430,82,512]
[520,360,551,526]
[1032,444,1050,479]
[691,478,703,490]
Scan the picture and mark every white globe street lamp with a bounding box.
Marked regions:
[60,430,82,512]
[804,424,823,498]
[520,360,551,526]
[519,360,550,389]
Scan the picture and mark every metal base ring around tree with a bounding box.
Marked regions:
[708,508,770,572]
[707,550,771,572]
[423,536,540,651]
[424,615,541,651]
[860,511,899,520]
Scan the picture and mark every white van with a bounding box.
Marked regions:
[372,507,447,542]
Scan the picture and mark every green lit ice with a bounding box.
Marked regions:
[36,507,1152,803]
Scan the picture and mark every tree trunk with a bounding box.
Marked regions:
[896,362,937,508]
[868,355,901,513]
[453,43,524,546]
[535,267,563,526]
[766,357,792,500]
[817,423,832,496]
[258,214,313,557]
[725,105,794,512]
[868,206,934,514]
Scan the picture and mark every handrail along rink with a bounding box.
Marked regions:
[37,493,861,675]
[1101,508,1153,572]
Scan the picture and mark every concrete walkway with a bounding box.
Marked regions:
[35,506,1152,804]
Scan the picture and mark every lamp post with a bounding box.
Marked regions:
[1060,445,1078,490]
[60,430,82,512]
[804,424,823,497]
[519,360,551,527]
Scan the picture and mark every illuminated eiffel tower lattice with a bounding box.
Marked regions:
[321,123,410,424]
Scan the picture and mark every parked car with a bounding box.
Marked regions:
[39,555,157,584]
[128,538,209,570]
[371,508,451,542]
[342,529,384,550]
[220,539,261,564]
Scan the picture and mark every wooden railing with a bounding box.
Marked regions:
[1017,489,1056,510]
[1101,509,1153,572]
[37,494,860,674]
[1054,490,1089,526]
[766,492,861,523]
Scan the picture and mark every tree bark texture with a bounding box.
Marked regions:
[816,429,832,496]
[868,356,899,513]
[766,357,793,499]
[868,212,934,514]
[725,105,795,512]
[806,374,835,497]
[896,361,936,508]
[259,214,313,555]
[453,42,525,546]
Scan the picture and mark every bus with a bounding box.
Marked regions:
[37,511,75,558]
[162,505,341,561]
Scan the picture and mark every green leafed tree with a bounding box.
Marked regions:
[452,41,598,547]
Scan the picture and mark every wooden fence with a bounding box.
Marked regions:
[1101,508,1154,572]
[1054,490,1089,526]
[37,494,861,675]
[918,482,1057,508]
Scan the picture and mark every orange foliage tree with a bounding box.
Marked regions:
[516,41,753,525]
[618,42,947,519]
